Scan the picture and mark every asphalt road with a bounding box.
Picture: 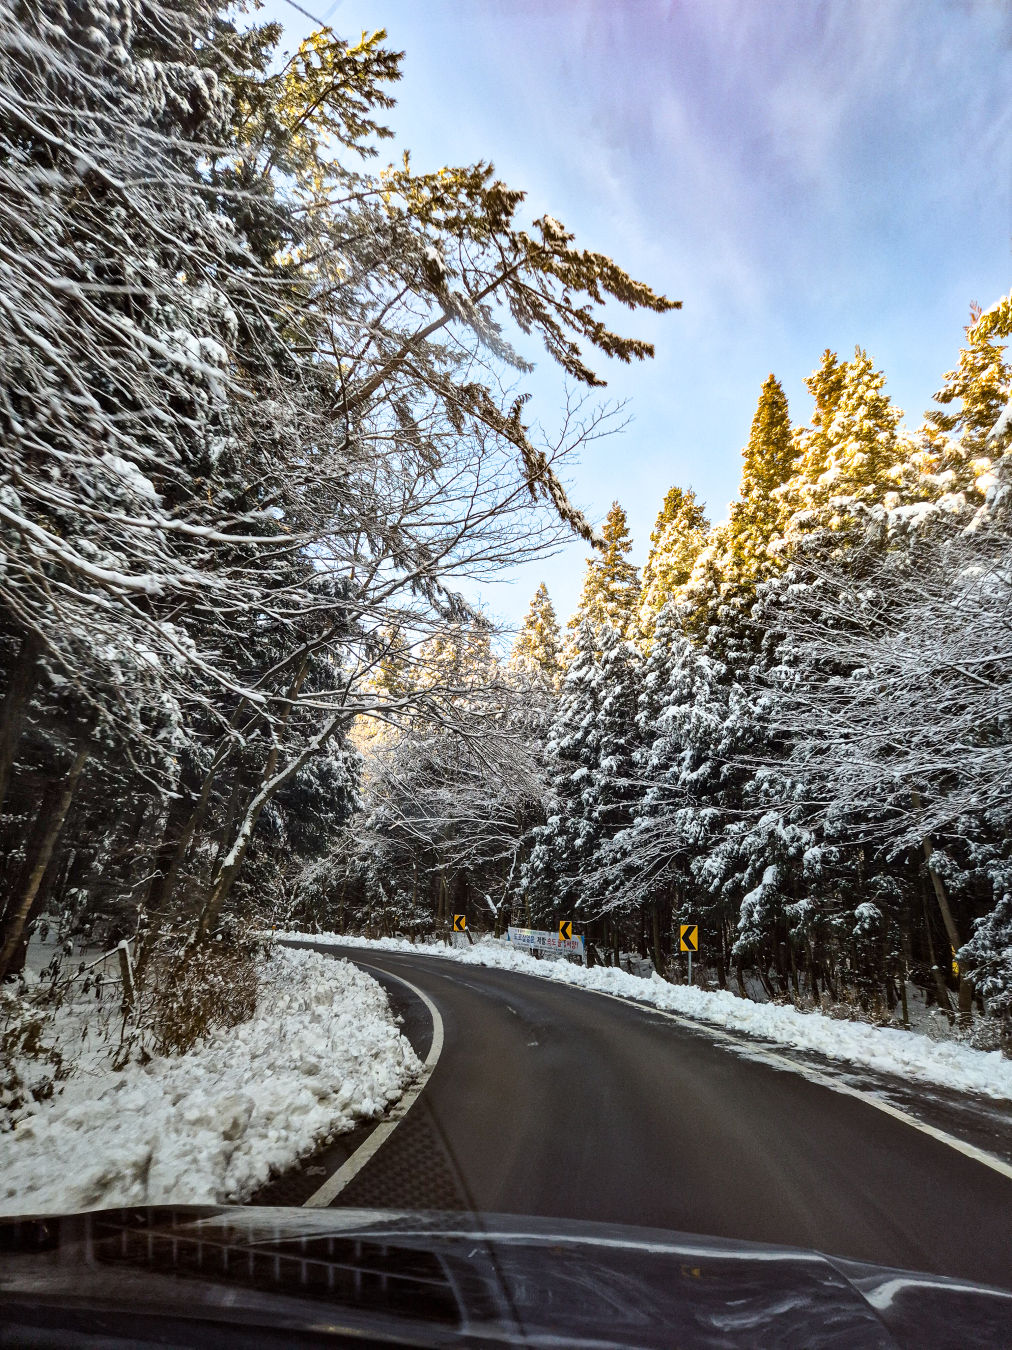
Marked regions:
[279,946,1012,1292]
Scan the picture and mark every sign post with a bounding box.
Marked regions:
[680,923,698,986]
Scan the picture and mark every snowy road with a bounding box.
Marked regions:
[272,945,1012,1292]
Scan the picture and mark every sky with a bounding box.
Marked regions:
[262,0,1011,634]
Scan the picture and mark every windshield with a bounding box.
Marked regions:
[1,0,1011,1345]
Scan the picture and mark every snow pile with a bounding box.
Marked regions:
[281,933,1012,1103]
[0,947,420,1216]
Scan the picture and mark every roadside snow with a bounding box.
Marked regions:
[0,946,420,1216]
[279,932,1012,1104]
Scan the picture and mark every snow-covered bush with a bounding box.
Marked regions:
[961,895,1012,1036]
[136,928,264,1059]
[0,980,69,1125]
[0,948,421,1213]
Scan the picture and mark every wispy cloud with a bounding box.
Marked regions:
[263,0,1011,625]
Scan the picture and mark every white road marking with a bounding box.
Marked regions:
[302,963,444,1209]
[296,941,1012,1188]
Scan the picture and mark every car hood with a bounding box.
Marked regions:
[1,1205,1010,1348]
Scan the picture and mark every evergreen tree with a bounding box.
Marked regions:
[569,502,640,640]
[601,604,695,898]
[782,347,903,531]
[523,620,641,924]
[796,348,849,461]
[523,620,606,918]
[962,896,1012,1023]
[922,305,1012,494]
[673,524,732,646]
[580,623,642,891]
[510,584,563,686]
[637,486,709,640]
[726,375,795,591]
[607,603,743,979]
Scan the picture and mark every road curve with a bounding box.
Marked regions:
[303,945,1012,1292]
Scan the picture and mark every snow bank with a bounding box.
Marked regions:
[281,932,1012,1104]
[0,946,420,1216]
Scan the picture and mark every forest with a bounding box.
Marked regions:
[335,325,1012,1043]
[1,0,1010,1075]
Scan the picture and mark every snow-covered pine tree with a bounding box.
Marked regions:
[522,617,641,926]
[961,895,1012,1032]
[637,487,709,641]
[786,348,849,488]
[0,0,285,974]
[672,522,734,647]
[576,622,642,910]
[922,304,1012,497]
[510,584,563,687]
[781,347,903,533]
[568,502,640,642]
[613,602,740,981]
[599,602,693,962]
[725,375,795,593]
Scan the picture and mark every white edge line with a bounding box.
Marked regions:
[302,963,444,1209]
[291,938,1012,1187]
[582,984,1012,1184]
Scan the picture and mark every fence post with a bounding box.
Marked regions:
[117,940,135,1014]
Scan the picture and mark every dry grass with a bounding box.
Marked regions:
[139,931,262,1058]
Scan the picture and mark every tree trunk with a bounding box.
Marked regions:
[912,790,972,1025]
[144,783,196,916]
[208,770,246,877]
[0,735,89,980]
[805,937,820,1003]
[756,964,776,1000]
[0,630,41,817]
[715,922,727,991]
[922,889,954,1022]
[922,837,975,1027]
[195,665,316,938]
[825,961,841,1004]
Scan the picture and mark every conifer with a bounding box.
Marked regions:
[922,305,1012,494]
[726,375,794,591]
[782,347,902,531]
[510,584,563,686]
[522,620,641,920]
[522,619,604,916]
[638,487,709,640]
[569,502,640,640]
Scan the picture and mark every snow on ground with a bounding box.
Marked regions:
[279,932,1012,1104]
[0,946,420,1216]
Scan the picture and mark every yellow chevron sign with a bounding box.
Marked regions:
[680,924,698,952]
[559,919,573,941]
[453,914,466,932]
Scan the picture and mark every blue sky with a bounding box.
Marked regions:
[263,0,1011,632]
